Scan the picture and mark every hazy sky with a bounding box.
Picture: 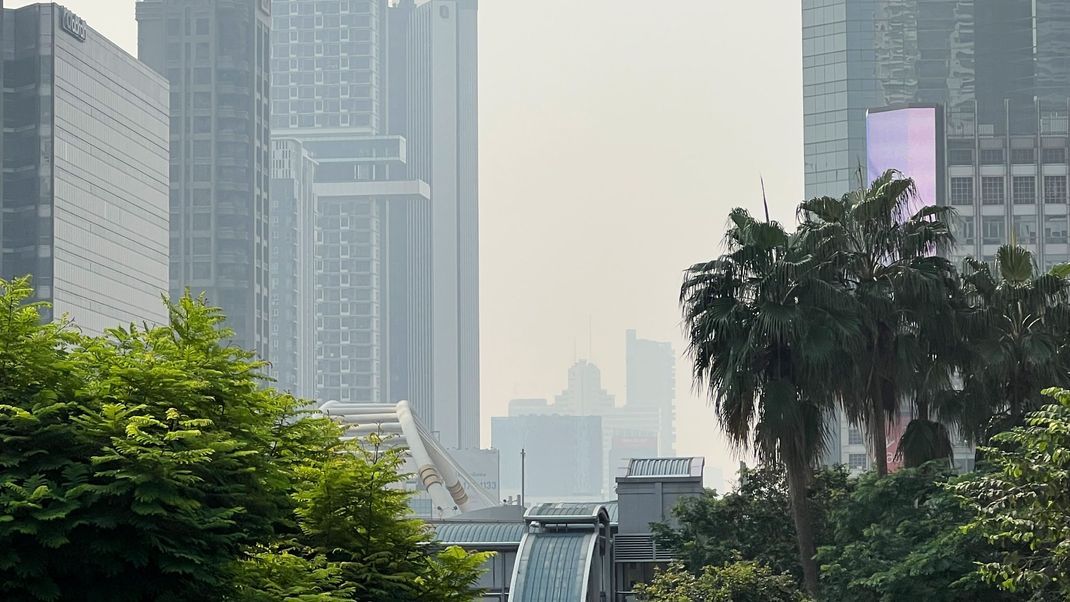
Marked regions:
[9,0,804,491]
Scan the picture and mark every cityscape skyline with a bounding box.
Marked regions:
[2,0,807,492]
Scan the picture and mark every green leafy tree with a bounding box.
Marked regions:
[229,545,355,602]
[652,465,850,584]
[680,209,858,595]
[0,278,488,601]
[950,246,1070,444]
[817,463,1017,601]
[798,170,960,474]
[953,387,1070,598]
[635,560,808,602]
[290,434,492,601]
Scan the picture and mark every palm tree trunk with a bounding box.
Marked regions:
[869,406,889,476]
[785,459,819,596]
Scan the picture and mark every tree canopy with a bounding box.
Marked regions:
[0,277,488,601]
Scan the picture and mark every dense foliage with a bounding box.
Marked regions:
[816,463,1013,601]
[0,278,488,601]
[953,387,1070,598]
[636,560,808,602]
[678,170,1070,599]
[652,465,849,583]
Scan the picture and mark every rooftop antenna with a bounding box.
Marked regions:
[587,315,593,362]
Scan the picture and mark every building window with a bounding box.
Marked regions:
[1011,148,1035,164]
[1045,175,1067,204]
[980,148,1005,165]
[1043,147,1067,164]
[848,427,864,446]
[949,148,974,165]
[950,177,973,206]
[1046,215,1068,244]
[955,216,975,245]
[1013,215,1037,244]
[982,216,1006,245]
[848,454,868,471]
[981,177,1005,205]
[1013,176,1036,205]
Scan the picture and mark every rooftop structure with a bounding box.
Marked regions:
[319,399,497,519]
[431,457,704,602]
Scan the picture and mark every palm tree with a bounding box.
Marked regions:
[680,208,857,596]
[949,244,1070,443]
[797,170,958,476]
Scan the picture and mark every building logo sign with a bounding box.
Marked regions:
[59,7,87,42]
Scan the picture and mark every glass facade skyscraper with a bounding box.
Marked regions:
[137,0,272,359]
[2,3,170,333]
[803,0,1070,470]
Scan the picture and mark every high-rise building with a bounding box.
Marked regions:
[269,138,316,399]
[389,0,480,450]
[802,0,1070,471]
[268,0,480,450]
[625,329,676,455]
[301,135,429,408]
[491,414,604,503]
[137,0,272,359]
[2,3,169,333]
[271,0,393,407]
[555,360,616,414]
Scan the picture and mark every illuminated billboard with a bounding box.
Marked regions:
[866,106,941,215]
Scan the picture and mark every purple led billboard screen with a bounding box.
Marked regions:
[866,106,938,217]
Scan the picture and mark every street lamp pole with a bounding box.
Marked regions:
[520,448,526,508]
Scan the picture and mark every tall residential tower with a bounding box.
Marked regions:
[137,0,272,358]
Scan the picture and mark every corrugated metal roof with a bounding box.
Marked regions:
[625,457,703,478]
[432,521,526,545]
[511,532,596,602]
[601,500,618,525]
[526,502,603,519]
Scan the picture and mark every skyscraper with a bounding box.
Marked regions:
[802,0,1070,471]
[555,360,616,414]
[389,0,480,450]
[269,138,316,398]
[270,0,432,411]
[137,0,272,359]
[269,0,480,449]
[625,329,676,456]
[2,3,170,333]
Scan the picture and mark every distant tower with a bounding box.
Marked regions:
[555,360,616,414]
[137,0,272,358]
[625,330,676,456]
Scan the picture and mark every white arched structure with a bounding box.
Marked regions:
[319,400,498,519]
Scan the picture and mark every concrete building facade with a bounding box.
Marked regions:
[137,0,272,358]
[389,0,480,450]
[269,138,316,398]
[2,3,169,333]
